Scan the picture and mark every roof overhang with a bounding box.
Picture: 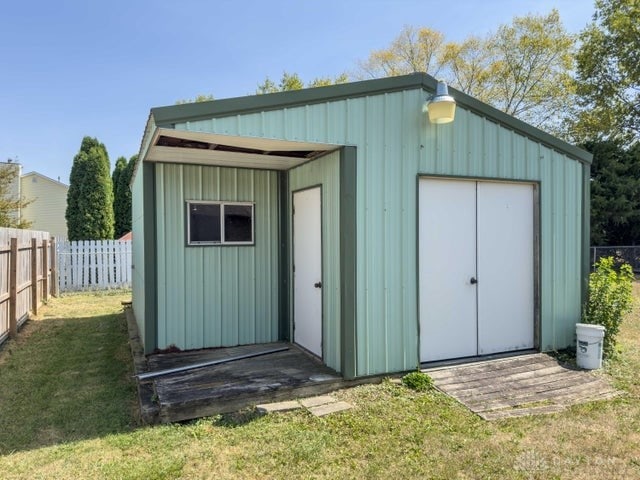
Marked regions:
[143,127,340,170]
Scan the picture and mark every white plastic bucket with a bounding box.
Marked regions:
[575,323,606,370]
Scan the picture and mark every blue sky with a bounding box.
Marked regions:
[1,0,594,183]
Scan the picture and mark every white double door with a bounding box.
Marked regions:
[419,178,534,362]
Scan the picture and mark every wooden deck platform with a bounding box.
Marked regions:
[150,342,352,423]
[126,309,378,423]
[424,353,620,420]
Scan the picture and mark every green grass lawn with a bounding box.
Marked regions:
[0,288,639,479]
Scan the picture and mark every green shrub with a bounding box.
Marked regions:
[401,370,433,391]
[583,256,634,357]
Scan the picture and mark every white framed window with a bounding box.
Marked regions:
[187,201,254,246]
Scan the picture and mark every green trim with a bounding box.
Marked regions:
[533,183,542,351]
[581,163,591,308]
[143,162,158,353]
[339,146,357,379]
[150,72,592,165]
[152,75,426,126]
[278,171,290,341]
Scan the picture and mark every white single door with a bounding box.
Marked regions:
[293,187,322,357]
[477,182,534,354]
[419,179,478,362]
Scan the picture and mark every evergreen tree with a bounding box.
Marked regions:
[586,140,640,245]
[66,137,114,240]
[112,155,135,238]
[112,156,126,238]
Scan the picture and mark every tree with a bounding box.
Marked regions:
[0,161,31,229]
[112,155,136,238]
[586,140,640,245]
[484,10,575,131]
[175,94,215,105]
[356,11,575,133]
[66,137,114,240]
[257,71,349,94]
[307,73,349,88]
[357,26,445,78]
[571,0,640,142]
[439,36,493,101]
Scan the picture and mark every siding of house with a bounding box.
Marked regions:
[20,173,69,239]
[154,163,280,350]
[288,151,341,372]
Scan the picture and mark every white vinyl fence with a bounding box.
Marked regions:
[57,240,132,292]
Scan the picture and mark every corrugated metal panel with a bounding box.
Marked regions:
[131,165,145,344]
[289,151,341,372]
[154,163,279,350]
[175,88,584,377]
[424,109,583,356]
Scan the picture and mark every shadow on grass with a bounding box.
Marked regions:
[0,304,138,455]
[211,407,265,428]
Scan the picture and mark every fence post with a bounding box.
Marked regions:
[42,239,49,302]
[31,238,38,315]
[9,237,17,338]
[50,237,58,297]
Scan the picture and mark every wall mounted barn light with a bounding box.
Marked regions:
[426,80,456,124]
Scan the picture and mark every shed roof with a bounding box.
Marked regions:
[146,73,591,165]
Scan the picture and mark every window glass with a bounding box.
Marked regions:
[189,203,221,243]
[224,204,253,243]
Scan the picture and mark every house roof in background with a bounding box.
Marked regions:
[21,171,69,188]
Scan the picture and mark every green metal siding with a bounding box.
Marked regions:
[175,87,584,377]
[424,108,583,355]
[288,152,341,372]
[154,163,279,350]
[131,162,146,346]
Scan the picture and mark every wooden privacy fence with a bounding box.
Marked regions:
[57,240,132,292]
[0,228,55,346]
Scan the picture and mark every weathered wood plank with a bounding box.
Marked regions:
[430,353,619,420]
[439,364,568,391]
[426,355,558,384]
[443,366,591,397]
[479,404,566,421]
[30,238,37,315]
[470,379,610,412]
[462,375,605,407]
[8,238,17,338]
[132,339,386,424]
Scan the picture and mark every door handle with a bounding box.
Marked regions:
[470,277,478,285]
[314,281,322,288]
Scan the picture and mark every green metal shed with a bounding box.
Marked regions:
[132,73,592,379]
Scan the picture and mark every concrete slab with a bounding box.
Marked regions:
[256,400,302,413]
[299,395,336,408]
[308,401,353,417]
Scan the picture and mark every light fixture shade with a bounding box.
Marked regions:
[427,80,456,124]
